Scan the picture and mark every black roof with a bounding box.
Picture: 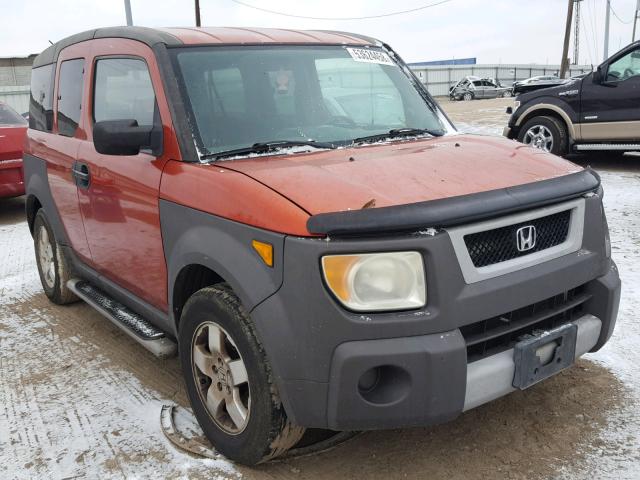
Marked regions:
[32,26,182,68]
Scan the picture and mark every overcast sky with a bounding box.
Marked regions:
[1,0,638,65]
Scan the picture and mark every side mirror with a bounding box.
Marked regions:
[93,119,159,156]
[592,66,603,84]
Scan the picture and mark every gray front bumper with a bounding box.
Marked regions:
[464,314,601,411]
[250,193,618,430]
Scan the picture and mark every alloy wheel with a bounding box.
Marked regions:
[38,225,56,289]
[192,321,251,434]
[523,125,554,152]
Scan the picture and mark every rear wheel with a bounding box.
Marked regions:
[179,285,304,465]
[502,90,513,98]
[517,115,569,156]
[33,210,78,304]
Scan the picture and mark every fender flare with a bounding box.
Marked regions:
[159,199,286,333]
[514,103,578,140]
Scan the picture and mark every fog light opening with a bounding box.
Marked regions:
[357,365,411,405]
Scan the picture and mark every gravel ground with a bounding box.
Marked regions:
[1,97,638,479]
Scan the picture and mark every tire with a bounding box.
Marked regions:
[463,92,474,101]
[33,209,78,305]
[179,285,305,465]
[502,90,512,98]
[517,115,569,156]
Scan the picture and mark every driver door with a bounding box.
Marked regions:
[580,44,640,141]
[471,80,485,98]
[76,39,174,312]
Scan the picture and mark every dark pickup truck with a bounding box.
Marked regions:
[504,41,640,156]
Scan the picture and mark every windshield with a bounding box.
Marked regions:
[171,45,453,159]
[0,103,27,126]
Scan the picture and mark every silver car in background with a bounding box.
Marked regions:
[449,76,513,101]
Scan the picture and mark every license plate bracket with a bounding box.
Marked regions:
[512,323,577,390]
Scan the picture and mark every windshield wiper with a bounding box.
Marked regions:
[351,127,444,146]
[201,140,336,161]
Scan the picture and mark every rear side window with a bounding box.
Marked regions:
[93,58,156,125]
[57,59,85,137]
[29,64,55,132]
[0,102,27,126]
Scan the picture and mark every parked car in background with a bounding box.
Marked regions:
[450,76,512,100]
[512,75,566,95]
[25,26,619,466]
[505,40,640,156]
[0,101,28,198]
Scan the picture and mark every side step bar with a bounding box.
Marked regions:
[574,143,640,151]
[67,279,177,358]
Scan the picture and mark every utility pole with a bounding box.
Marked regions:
[573,0,583,65]
[603,0,611,61]
[195,0,201,27]
[560,0,574,78]
[124,0,133,26]
[633,0,640,42]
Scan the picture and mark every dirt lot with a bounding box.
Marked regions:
[1,97,639,479]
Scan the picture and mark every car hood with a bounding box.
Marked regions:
[218,134,582,216]
[518,78,580,101]
[0,125,27,161]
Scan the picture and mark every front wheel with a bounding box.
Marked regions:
[517,115,569,156]
[179,285,305,465]
[462,92,474,101]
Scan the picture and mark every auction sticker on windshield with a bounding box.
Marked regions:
[346,47,395,66]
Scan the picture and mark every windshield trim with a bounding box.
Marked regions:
[167,44,456,162]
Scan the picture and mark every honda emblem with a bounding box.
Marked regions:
[516,225,537,252]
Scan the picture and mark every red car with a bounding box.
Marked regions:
[0,101,28,198]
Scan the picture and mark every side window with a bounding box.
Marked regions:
[94,58,156,125]
[472,80,483,88]
[0,103,27,126]
[57,59,85,137]
[607,48,640,82]
[29,64,55,132]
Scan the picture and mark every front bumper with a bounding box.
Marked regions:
[0,158,25,198]
[251,194,619,430]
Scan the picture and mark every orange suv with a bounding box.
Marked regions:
[24,27,620,465]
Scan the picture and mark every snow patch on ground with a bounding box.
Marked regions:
[0,215,240,479]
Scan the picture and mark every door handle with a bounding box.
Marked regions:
[72,161,91,189]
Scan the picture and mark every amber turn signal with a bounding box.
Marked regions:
[322,255,360,302]
[252,240,274,267]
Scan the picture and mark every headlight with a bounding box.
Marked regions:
[321,252,426,312]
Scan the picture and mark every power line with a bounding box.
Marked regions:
[581,8,595,65]
[587,0,600,61]
[610,4,633,24]
[228,0,453,21]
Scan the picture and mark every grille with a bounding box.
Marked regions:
[460,286,590,363]
[464,210,571,268]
